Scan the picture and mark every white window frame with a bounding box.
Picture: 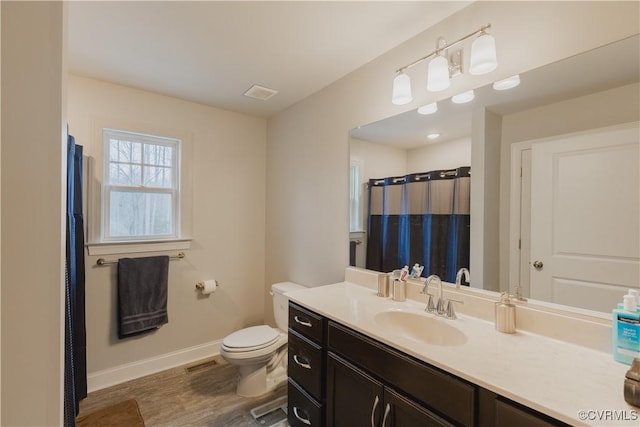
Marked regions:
[350,160,363,232]
[101,128,181,242]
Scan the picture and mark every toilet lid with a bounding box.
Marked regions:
[222,325,280,352]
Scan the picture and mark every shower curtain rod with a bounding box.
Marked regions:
[95,252,185,266]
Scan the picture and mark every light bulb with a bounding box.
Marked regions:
[392,72,412,105]
[452,90,475,104]
[417,102,438,115]
[493,74,520,90]
[470,32,497,75]
[427,54,450,92]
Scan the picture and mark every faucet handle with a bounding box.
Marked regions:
[425,293,437,313]
[445,299,464,320]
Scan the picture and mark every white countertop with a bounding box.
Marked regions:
[287,281,638,426]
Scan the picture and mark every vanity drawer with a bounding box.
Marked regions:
[289,302,325,344]
[495,398,570,427]
[288,378,323,427]
[328,321,476,427]
[288,329,323,400]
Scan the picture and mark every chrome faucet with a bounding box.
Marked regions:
[422,274,464,319]
[455,268,470,288]
[422,275,445,315]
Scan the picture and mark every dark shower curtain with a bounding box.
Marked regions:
[366,166,470,283]
[64,134,86,426]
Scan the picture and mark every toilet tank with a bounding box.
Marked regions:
[271,282,305,330]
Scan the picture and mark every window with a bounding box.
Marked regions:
[350,161,362,232]
[102,129,181,241]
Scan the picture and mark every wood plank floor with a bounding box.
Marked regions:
[78,355,288,426]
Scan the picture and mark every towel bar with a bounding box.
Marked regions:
[96,252,185,266]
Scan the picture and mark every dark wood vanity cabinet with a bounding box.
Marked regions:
[287,303,326,427]
[287,302,569,427]
[327,352,453,427]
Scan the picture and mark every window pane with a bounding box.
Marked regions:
[109,139,142,163]
[144,143,173,167]
[144,166,172,188]
[109,190,173,238]
[109,163,141,186]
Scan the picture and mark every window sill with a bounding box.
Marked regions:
[86,238,192,256]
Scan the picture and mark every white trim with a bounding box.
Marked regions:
[86,238,191,256]
[508,140,533,291]
[87,339,221,392]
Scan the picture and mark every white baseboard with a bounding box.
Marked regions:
[87,340,222,392]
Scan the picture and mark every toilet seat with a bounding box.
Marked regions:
[222,325,283,354]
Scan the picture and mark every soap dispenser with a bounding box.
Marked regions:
[495,292,516,334]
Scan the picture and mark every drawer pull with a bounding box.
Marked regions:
[370,395,380,427]
[293,354,312,369]
[293,406,312,425]
[381,403,391,427]
[294,315,312,327]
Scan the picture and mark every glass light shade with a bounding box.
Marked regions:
[417,102,438,115]
[427,133,441,140]
[451,90,475,104]
[493,74,520,90]
[392,72,413,105]
[426,55,450,92]
[469,33,497,75]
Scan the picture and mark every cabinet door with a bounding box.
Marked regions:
[382,388,454,427]
[327,352,384,427]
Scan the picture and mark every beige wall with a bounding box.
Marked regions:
[265,1,639,321]
[349,137,407,182]
[67,75,267,374]
[407,137,471,174]
[1,2,66,425]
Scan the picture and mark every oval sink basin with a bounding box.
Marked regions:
[374,310,467,347]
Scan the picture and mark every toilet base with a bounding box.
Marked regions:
[236,364,287,397]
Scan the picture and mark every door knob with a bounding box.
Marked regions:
[532,260,544,270]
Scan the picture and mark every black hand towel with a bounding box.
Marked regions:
[118,255,169,339]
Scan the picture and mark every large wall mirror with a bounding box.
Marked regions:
[349,34,639,314]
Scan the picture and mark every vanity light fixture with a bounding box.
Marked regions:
[417,102,438,115]
[426,53,451,92]
[469,29,498,75]
[493,74,521,90]
[392,24,497,104]
[427,133,441,140]
[451,90,475,104]
[392,71,413,105]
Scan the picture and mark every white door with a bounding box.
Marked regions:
[530,124,640,311]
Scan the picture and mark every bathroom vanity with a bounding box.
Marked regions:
[285,275,637,426]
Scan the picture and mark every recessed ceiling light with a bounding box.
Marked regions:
[493,74,521,90]
[244,84,278,101]
[451,90,475,104]
[427,133,441,140]
[417,102,438,115]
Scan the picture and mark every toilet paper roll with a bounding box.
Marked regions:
[197,279,218,295]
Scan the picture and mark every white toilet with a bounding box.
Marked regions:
[220,281,305,397]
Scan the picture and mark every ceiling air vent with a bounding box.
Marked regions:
[243,84,278,101]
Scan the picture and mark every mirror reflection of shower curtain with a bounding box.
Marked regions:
[366,167,470,283]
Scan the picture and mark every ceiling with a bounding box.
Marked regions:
[67,1,471,118]
[350,34,640,149]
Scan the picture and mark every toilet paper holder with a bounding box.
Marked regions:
[195,280,221,291]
